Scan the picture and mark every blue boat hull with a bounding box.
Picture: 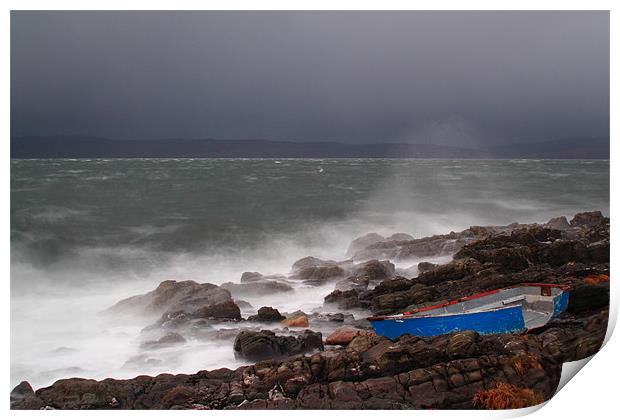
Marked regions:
[370,290,570,339]
[370,305,526,339]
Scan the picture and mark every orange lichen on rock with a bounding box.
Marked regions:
[583,274,609,285]
[473,383,546,409]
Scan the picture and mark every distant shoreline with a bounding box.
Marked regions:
[10,135,610,160]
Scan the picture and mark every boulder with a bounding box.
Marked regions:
[324,326,375,345]
[11,309,609,410]
[247,306,285,323]
[417,261,438,273]
[324,289,362,310]
[334,275,370,292]
[291,256,335,272]
[352,259,395,280]
[233,330,323,362]
[567,283,609,314]
[240,272,264,283]
[293,265,345,282]
[221,281,294,297]
[190,300,241,320]
[570,211,605,227]
[385,233,415,241]
[345,233,385,257]
[107,280,232,317]
[545,216,570,231]
[11,381,34,399]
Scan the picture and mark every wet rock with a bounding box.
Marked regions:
[222,281,294,297]
[324,289,362,310]
[240,272,264,283]
[11,381,35,401]
[107,280,232,317]
[567,283,609,315]
[233,330,323,362]
[353,231,479,261]
[417,259,481,285]
[248,306,286,323]
[191,300,241,321]
[545,216,570,231]
[140,332,187,350]
[570,211,606,227]
[281,314,310,328]
[386,233,415,241]
[160,386,200,409]
[13,308,609,410]
[371,283,435,313]
[346,233,385,257]
[291,256,336,272]
[334,275,370,292]
[417,261,438,273]
[294,265,345,282]
[352,259,395,280]
[325,326,375,345]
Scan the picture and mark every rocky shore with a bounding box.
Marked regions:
[11,211,610,410]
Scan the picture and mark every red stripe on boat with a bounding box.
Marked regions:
[382,283,571,319]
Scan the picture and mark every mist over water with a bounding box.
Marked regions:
[11,158,609,388]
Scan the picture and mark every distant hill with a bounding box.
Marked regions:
[489,137,610,159]
[10,136,609,159]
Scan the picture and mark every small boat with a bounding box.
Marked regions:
[368,283,570,339]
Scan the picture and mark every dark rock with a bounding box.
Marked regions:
[191,300,241,320]
[221,281,294,297]
[294,265,345,282]
[346,233,385,257]
[248,306,285,323]
[352,259,395,280]
[567,283,609,314]
[570,211,605,227]
[371,283,435,313]
[11,381,35,401]
[417,261,438,273]
[291,256,335,272]
[417,259,482,285]
[10,393,45,410]
[12,309,609,410]
[107,280,232,317]
[385,233,415,241]
[233,330,324,362]
[240,272,264,283]
[160,386,200,409]
[324,289,362,310]
[545,216,570,231]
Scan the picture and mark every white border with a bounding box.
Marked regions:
[3,2,616,419]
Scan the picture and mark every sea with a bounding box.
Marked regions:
[10,158,609,388]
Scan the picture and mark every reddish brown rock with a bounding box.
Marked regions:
[281,314,309,328]
[325,326,375,345]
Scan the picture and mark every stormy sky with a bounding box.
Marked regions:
[11,11,609,146]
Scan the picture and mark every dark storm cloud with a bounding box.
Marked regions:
[11,11,609,145]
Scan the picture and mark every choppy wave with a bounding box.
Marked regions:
[10,158,610,388]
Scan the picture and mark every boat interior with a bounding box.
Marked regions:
[406,285,565,329]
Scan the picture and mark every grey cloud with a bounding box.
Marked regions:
[11,11,609,146]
